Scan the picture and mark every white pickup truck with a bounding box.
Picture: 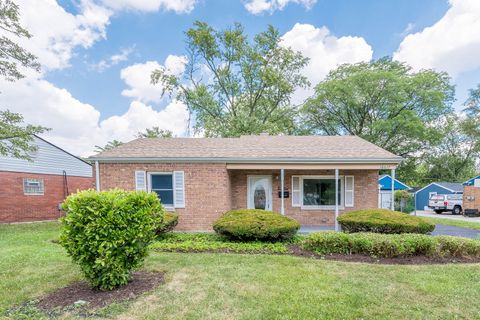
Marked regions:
[428,194,463,215]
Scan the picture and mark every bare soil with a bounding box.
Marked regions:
[37,271,164,310]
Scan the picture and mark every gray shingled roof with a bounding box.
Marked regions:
[90,135,402,162]
[435,182,464,193]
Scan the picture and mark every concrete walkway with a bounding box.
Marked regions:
[299,224,480,239]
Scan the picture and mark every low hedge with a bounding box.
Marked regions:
[338,209,435,234]
[157,212,178,234]
[301,232,480,258]
[213,209,300,241]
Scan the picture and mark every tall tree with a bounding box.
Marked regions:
[302,58,455,160]
[0,0,47,160]
[152,21,309,137]
[137,127,173,138]
[419,115,479,183]
[94,140,123,153]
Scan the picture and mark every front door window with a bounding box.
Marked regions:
[254,185,267,209]
[248,176,272,210]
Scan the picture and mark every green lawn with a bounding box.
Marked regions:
[2,222,480,319]
[424,216,480,231]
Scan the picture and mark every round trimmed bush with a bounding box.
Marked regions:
[213,209,300,241]
[337,208,435,234]
[60,189,164,290]
[157,212,179,234]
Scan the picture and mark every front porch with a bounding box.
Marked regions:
[227,165,385,228]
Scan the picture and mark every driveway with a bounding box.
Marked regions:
[413,210,480,222]
[432,224,480,239]
[299,224,480,239]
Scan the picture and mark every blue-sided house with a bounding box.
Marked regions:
[378,174,411,209]
[414,182,463,211]
[464,175,480,186]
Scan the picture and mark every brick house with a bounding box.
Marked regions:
[0,136,94,223]
[90,135,402,231]
[463,175,480,214]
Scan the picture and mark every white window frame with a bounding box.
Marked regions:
[23,178,44,195]
[147,172,175,210]
[300,175,345,210]
[291,176,301,207]
[429,192,437,200]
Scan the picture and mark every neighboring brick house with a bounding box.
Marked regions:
[463,175,480,214]
[90,135,402,231]
[0,136,94,223]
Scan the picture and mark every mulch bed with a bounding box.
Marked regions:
[37,271,164,310]
[287,245,480,265]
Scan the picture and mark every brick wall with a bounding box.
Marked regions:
[99,163,379,230]
[98,163,231,231]
[0,171,94,223]
[464,185,480,211]
[230,169,379,226]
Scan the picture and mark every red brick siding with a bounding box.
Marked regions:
[0,171,94,223]
[99,163,379,230]
[230,169,379,226]
[98,163,231,231]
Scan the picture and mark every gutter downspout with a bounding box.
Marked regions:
[95,160,100,191]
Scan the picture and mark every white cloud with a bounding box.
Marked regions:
[100,0,197,14]
[394,0,480,77]
[14,0,111,72]
[120,55,187,103]
[0,0,192,157]
[0,76,189,156]
[281,23,373,103]
[244,0,316,15]
[91,46,135,72]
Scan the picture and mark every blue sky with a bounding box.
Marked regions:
[2,0,479,155]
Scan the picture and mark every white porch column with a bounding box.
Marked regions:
[391,168,395,211]
[335,168,339,232]
[95,160,100,191]
[280,169,285,215]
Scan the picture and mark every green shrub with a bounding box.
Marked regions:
[157,212,178,234]
[151,233,296,254]
[338,209,435,234]
[213,209,300,241]
[59,189,164,290]
[301,232,480,258]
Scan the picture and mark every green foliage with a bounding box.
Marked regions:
[59,189,164,290]
[156,212,178,234]
[0,0,41,81]
[152,21,309,137]
[302,58,454,157]
[301,58,455,185]
[94,140,123,153]
[301,232,480,258]
[137,127,173,138]
[213,209,300,241]
[0,2,48,161]
[338,209,435,234]
[394,190,414,213]
[152,232,295,254]
[417,114,480,184]
[0,110,49,160]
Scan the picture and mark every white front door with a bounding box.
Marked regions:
[379,191,392,209]
[247,176,272,210]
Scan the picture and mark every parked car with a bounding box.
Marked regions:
[428,194,463,214]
